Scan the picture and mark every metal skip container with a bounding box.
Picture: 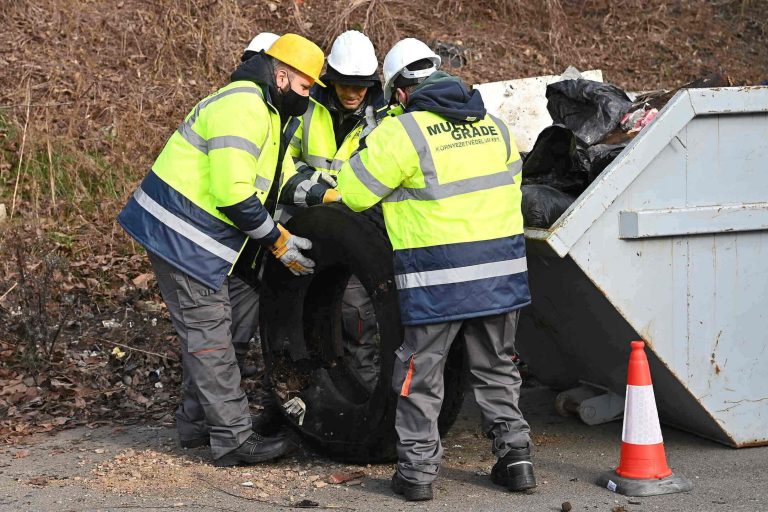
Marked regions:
[514,87,768,447]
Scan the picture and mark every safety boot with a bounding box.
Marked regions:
[251,389,284,435]
[213,432,294,467]
[491,447,537,492]
[391,473,433,501]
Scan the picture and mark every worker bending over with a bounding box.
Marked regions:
[118,34,322,467]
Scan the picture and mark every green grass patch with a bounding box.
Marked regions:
[0,113,133,217]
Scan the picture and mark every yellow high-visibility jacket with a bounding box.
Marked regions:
[119,57,289,290]
[337,79,529,325]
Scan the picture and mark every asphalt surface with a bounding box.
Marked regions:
[2,385,766,511]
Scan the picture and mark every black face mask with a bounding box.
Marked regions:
[277,78,310,117]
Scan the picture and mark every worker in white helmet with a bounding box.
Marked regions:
[277,30,386,392]
[279,30,384,209]
[337,37,536,501]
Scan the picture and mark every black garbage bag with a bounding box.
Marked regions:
[546,79,633,146]
[522,125,587,195]
[585,143,627,183]
[521,184,576,229]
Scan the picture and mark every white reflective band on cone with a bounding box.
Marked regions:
[621,385,664,445]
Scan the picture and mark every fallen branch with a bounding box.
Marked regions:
[92,336,176,360]
[0,282,17,302]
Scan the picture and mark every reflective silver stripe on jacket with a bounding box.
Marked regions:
[188,86,263,126]
[133,188,238,263]
[385,170,516,202]
[489,114,511,162]
[301,101,315,155]
[299,154,346,172]
[255,175,271,192]
[303,154,332,170]
[177,86,265,158]
[207,136,262,159]
[328,158,346,171]
[398,114,438,185]
[348,153,392,198]
[244,215,276,240]
[383,113,518,203]
[395,257,528,290]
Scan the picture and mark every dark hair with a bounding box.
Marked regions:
[392,58,434,90]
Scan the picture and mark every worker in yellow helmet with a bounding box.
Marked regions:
[118,34,324,467]
[337,37,535,501]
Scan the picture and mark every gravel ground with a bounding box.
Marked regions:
[2,386,766,512]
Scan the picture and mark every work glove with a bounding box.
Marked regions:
[322,189,342,203]
[360,105,379,138]
[269,225,315,276]
[282,397,306,426]
[310,170,337,188]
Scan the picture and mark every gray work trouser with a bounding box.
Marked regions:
[392,310,531,485]
[341,276,379,390]
[149,253,258,458]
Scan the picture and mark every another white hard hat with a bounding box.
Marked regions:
[327,30,378,77]
[245,32,280,53]
[382,38,441,101]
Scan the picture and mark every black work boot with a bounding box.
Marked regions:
[213,432,293,467]
[391,473,433,501]
[179,405,283,449]
[251,388,284,435]
[491,447,537,492]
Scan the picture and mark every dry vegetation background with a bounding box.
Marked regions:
[0,0,766,440]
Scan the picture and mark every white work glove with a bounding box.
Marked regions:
[310,170,337,188]
[283,397,306,426]
[269,225,315,276]
[360,105,379,138]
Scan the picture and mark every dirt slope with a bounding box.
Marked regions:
[1,0,766,201]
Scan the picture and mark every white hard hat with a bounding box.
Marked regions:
[327,30,378,77]
[245,32,280,53]
[382,38,441,101]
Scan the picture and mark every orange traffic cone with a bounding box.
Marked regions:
[596,341,692,497]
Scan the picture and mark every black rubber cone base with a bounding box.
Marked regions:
[597,470,693,497]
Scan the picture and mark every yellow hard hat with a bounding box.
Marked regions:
[266,33,326,87]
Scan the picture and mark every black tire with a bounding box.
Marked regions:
[260,203,466,463]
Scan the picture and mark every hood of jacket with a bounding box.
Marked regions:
[230,51,278,107]
[404,71,486,123]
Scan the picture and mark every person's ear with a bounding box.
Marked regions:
[396,88,408,105]
[275,68,289,90]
